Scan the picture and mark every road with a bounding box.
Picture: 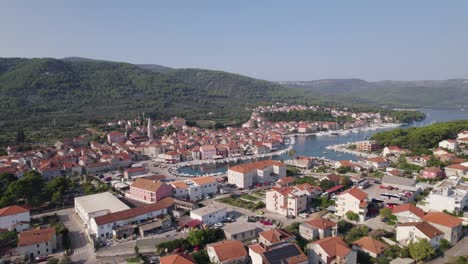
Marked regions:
[34,208,96,264]
[427,235,468,264]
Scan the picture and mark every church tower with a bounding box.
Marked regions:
[148,117,153,141]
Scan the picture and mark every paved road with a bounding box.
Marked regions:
[427,235,468,264]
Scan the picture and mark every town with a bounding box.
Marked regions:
[0,104,466,264]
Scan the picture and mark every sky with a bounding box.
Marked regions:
[1,1,467,81]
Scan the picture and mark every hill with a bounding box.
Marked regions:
[280,79,468,107]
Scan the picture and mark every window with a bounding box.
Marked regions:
[37,244,39,248]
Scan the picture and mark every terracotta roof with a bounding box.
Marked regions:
[446,164,468,170]
[160,254,196,264]
[191,176,216,186]
[422,212,463,228]
[0,205,29,217]
[326,185,344,193]
[352,236,390,255]
[339,187,367,201]
[311,236,351,258]
[248,243,266,254]
[304,218,337,230]
[207,240,248,262]
[229,160,285,174]
[125,167,147,173]
[367,157,387,163]
[326,173,341,183]
[277,176,295,185]
[171,181,189,189]
[260,228,295,244]
[94,197,173,226]
[131,178,167,192]
[398,221,444,239]
[392,203,425,218]
[18,227,55,246]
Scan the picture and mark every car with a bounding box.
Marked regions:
[247,216,257,222]
[298,213,309,219]
[260,220,272,225]
[286,215,296,219]
[213,223,223,228]
[308,208,316,213]
[35,256,49,262]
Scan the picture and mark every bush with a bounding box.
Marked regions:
[439,238,450,251]
[346,211,359,221]
[191,250,210,264]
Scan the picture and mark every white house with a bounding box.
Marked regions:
[396,221,444,248]
[335,188,368,222]
[206,240,249,264]
[265,186,308,216]
[228,160,286,189]
[438,140,458,151]
[424,178,468,213]
[391,203,426,223]
[190,204,227,226]
[308,236,357,264]
[0,205,30,232]
[17,227,57,259]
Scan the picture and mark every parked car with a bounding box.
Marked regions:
[286,215,296,219]
[35,256,48,262]
[260,220,273,225]
[298,213,309,219]
[213,222,223,228]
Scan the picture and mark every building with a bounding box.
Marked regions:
[421,167,445,179]
[439,139,458,151]
[107,131,126,144]
[391,203,426,223]
[352,236,390,258]
[0,205,30,232]
[249,242,308,264]
[207,240,249,264]
[259,228,295,246]
[356,141,380,152]
[266,186,308,216]
[276,176,295,187]
[223,223,259,241]
[200,145,217,160]
[228,160,286,189]
[90,197,174,240]
[160,253,196,264]
[382,146,410,157]
[299,218,337,240]
[307,236,357,264]
[424,177,468,213]
[124,167,148,179]
[74,192,130,228]
[171,176,217,202]
[127,178,173,203]
[381,175,418,191]
[444,164,468,177]
[422,212,463,245]
[396,221,444,248]
[335,188,368,222]
[366,157,389,169]
[190,176,218,197]
[17,227,57,259]
[190,204,227,226]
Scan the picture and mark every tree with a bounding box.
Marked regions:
[438,238,450,251]
[408,239,435,261]
[51,191,64,205]
[344,226,368,244]
[16,129,26,144]
[59,256,72,264]
[340,177,353,189]
[187,229,205,247]
[287,149,297,159]
[379,208,393,220]
[346,211,359,221]
[319,179,335,190]
[46,258,59,264]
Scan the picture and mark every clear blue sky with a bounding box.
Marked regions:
[1,0,467,81]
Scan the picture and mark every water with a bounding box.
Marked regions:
[179,107,468,175]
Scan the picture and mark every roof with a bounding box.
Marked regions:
[125,167,147,173]
[18,227,55,246]
[382,175,416,187]
[191,176,216,186]
[131,178,167,192]
[422,212,463,228]
[259,228,294,244]
[223,223,258,235]
[171,181,189,189]
[311,236,351,258]
[207,240,248,262]
[262,242,308,264]
[325,185,344,193]
[326,173,341,183]
[367,157,387,163]
[277,176,295,185]
[94,197,174,226]
[160,254,196,264]
[0,205,29,217]
[339,187,367,201]
[446,164,468,171]
[74,192,130,215]
[190,204,226,217]
[392,203,425,218]
[352,236,390,255]
[398,221,444,238]
[303,218,337,230]
[229,160,285,174]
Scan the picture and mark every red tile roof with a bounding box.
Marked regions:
[398,221,444,238]
[0,205,29,217]
[305,218,337,230]
[339,187,367,201]
[352,236,390,255]
[392,203,426,218]
[191,176,216,186]
[312,236,351,258]
[260,228,294,244]
[207,240,248,262]
[160,254,196,264]
[18,227,55,246]
[422,212,463,228]
[131,178,168,192]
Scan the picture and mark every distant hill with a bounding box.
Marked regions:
[280,79,468,107]
[0,57,306,129]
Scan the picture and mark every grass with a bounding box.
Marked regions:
[217,197,265,211]
[240,194,258,201]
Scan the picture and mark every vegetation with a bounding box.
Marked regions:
[284,222,309,251]
[346,211,359,221]
[293,176,318,185]
[261,110,352,123]
[343,225,369,244]
[408,239,435,262]
[157,228,224,253]
[319,179,335,190]
[438,238,451,252]
[337,220,355,235]
[217,195,265,211]
[340,177,353,189]
[191,250,210,264]
[0,230,18,248]
[371,120,468,153]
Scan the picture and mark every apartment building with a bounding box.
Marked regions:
[265,186,308,216]
[335,188,368,222]
[228,160,286,189]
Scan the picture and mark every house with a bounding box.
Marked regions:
[289,156,315,169]
[249,242,308,264]
[0,205,30,232]
[190,204,227,226]
[424,178,468,213]
[223,223,259,241]
[276,176,295,187]
[382,146,410,157]
[433,148,450,156]
[325,173,341,186]
[421,167,445,179]
[85,162,110,174]
[352,236,390,258]
[127,178,172,203]
[160,254,196,264]
[207,240,249,264]
[228,160,286,189]
[422,212,463,245]
[259,228,295,246]
[366,157,389,169]
[356,141,380,152]
[299,218,337,240]
[391,203,426,223]
[334,160,360,171]
[307,236,357,264]
[335,188,368,222]
[265,187,308,216]
[438,139,458,151]
[17,227,57,259]
[200,145,217,160]
[107,131,126,144]
[90,197,174,240]
[74,192,130,228]
[396,221,444,248]
[444,164,468,177]
[171,176,217,202]
[124,167,148,179]
[190,176,218,197]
